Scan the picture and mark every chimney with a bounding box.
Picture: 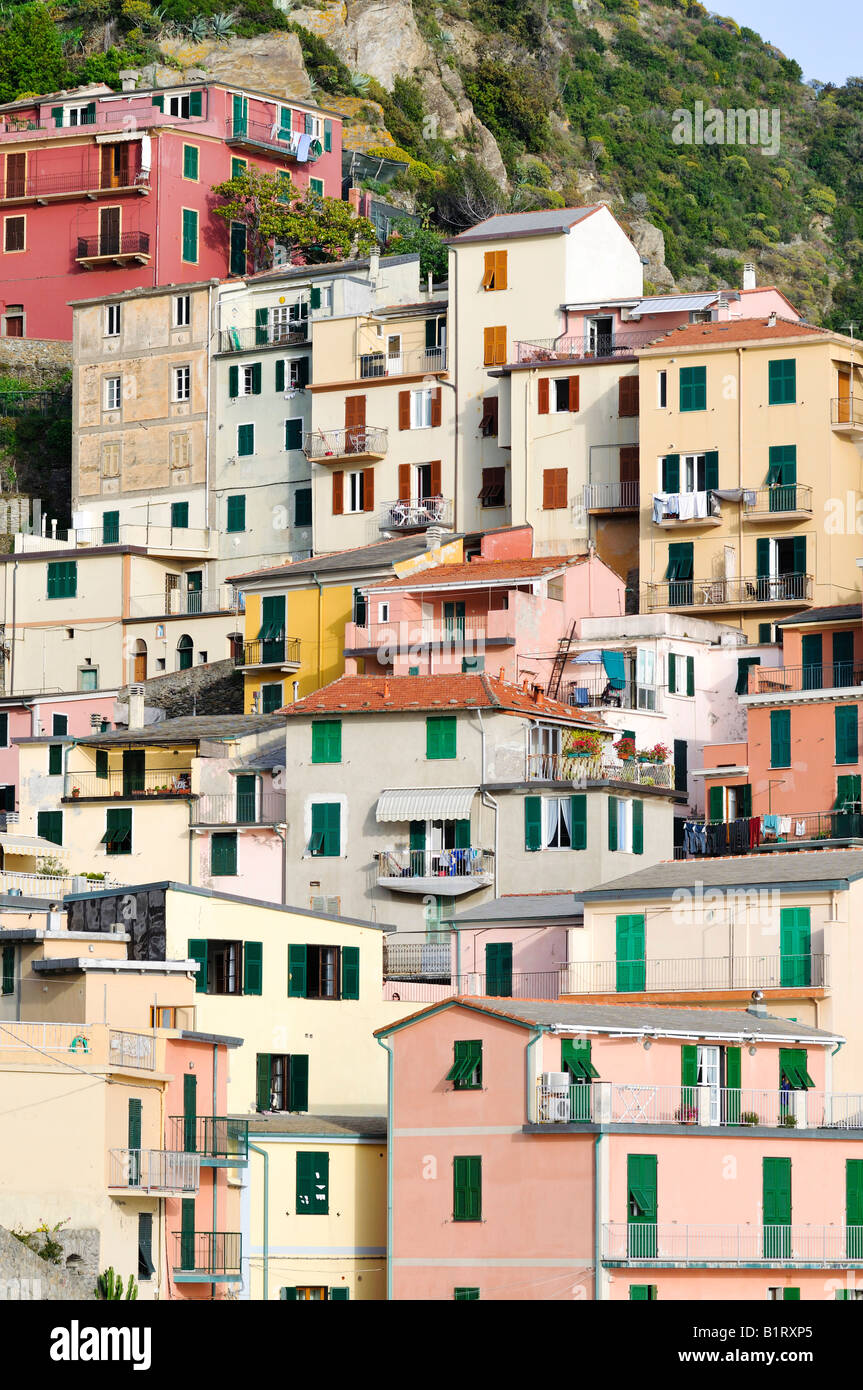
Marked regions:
[747,990,767,1017]
[119,70,139,92]
[383,678,390,699]
[742,262,756,291]
[498,667,505,681]
[368,249,380,284]
[128,683,145,730]
[347,187,361,213]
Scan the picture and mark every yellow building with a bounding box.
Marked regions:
[638,317,863,639]
[228,534,464,712]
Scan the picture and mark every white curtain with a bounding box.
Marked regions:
[542,798,559,848]
[559,797,572,847]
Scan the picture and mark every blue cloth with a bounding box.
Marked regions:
[602,649,626,691]
[571,686,590,707]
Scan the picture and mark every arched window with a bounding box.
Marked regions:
[133,638,147,683]
[177,634,193,671]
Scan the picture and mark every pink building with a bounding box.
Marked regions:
[377,997,863,1300]
[0,689,117,814]
[0,80,342,340]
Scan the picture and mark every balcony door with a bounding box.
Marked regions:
[615,913,645,992]
[780,906,811,987]
[5,152,25,199]
[833,630,854,687]
[232,93,248,137]
[345,394,366,451]
[236,773,256,825]
[186,570,202,614]
[99,205,120,255]
[587,316,614,356]
[260,595,286,664]
[122,749,145,796]
[101,142,129,190]
[386,334,402,374]
[801,633,823,691]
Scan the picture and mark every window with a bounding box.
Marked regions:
[542,468,567,510]
[173,365,191,402]
[454,1287,480,1300]
[79,668,98,691]
[446,1040,482,1090]
[47,744,62,776]
[835,706,858,765]
[233,363,261,397]
[4,216,24,252]
[483,325,506,366]
[174,294,191,327]
[177,634,193,671]
[663,452,718,494]
[345,470,365,513]
[479,467,505,507]
[0,713,6,747]
[164,89,202,119]
[552,377,577,413]
[102,807,132,855]
[138,1213,154,1282]
[618,376,639,417]
[481,249,507,290]
[312,721,341,763]
[285,418,303,452]
[736,656,760,695]
[453,1156,481,1222]
[47,562,77,599]
[256,1052,308,1112]
[171,501,189,529]
[105,303,121,337]
[182,144,199,180]
[52,714,68,736]
[410,388,432,429]
[352,588,367,626]
[229,221,246,277]
[37,811,62,846]
[261,682,283,714]
[707,783,752,822]
[679,365,706,412]
[770,709,791,768]
[181,208,198,263]
[667,653,694,696]
[226,497,246,538]
[297,1151,329,1214]
[608,797,643,854]
[231,156,247,179]
[294,487,312,527]
[104,377,121,411]
[479,396,498,437]
[427,715,457,760]
[2,305,23,337]
[758,622,775,645]
[288,944,359,1000]
[309,177,324,197]
[1,945,13,995]
[630,1285,658,1300]
[309,802,341,856]
[211,831,238,877]
[768,358,796,405]
[289,358,310,388]
[523,794,587,851]
[657,370,667,408]
[187,938,262,995]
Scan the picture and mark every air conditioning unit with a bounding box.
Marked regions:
[541,1070,571,1121]
[543,1071,569,1090]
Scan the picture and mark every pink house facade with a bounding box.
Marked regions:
[377,997,863,1301]
[0,80,342,340]
[0,689,117,814]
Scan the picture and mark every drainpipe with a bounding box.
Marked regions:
[736,345,744,633]
[205,282,215,550]
[474,709,499,897]
[188,798,195,886]
[376,1034,394,1301]
[211,1043,218,1302]
[594,1133,604,1300]
[526,1026,545,1123]
[248,1141,269,1300]
[9,559,17,696]
[312,572,323,689]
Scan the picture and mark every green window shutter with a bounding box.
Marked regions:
[243,941,263,996]
[835,706,858,765]
[330,1287,349,1300]
[756,536,771,579]
[1,945,14,995]
[615,913,646,992]
[311,802,340,856]
[231,157,246,179]
[312,721,341,763]
[151,95,164,112]
[762,1157,792,1257]
[665,542,692,582]
[726,1045,742,1095]
[524,796,542,851]
[627,1153,657,1229]
[189,90,202,117]
[288,944,308,998]
[188,939,208,993]
[138,1212,154,1280]
[128,1097,142,1152]
[409,820,426,853]
[561,1038,598,1080]
[680,365,706,411]
[182,145,199,180]
[704,450,719,491]
[37,811,62,846]
[738,783,752,818]
[685,655,694,696]
[171,502,189,528]
[280,1287,298,1300]
[255,307,268,345]
[607,795,618,850]
[237,424,254,457]
[181,208,198,263]
[102,511,119,544]
[229,365,239,398]
[256,1053,271,1110]
[211,831,238,876]
[297,1151,329,1214]
[681,1044,698,1089]
[667,653,676,694]
[275,359,285,392]
[227,494,246,530]
[229,222,246,276]
[736,656,759,695]
[632,799,643,855]
[426,715,457,759]
[792,534,806,576]
[780,908,812,989]
[629,1285,656,1300]
[571,794,587,850]
[342,945,360,1000]
[770,709,791,767]
[285,418,303,450]
[48,744,62,776]
[708,784,724,820]
[758,623,773,644]
[453,1156,481,1221]
[454,819,471,849]
[310,287,321,310]
[182,1073,197,1152]
[661,454,680,493]
[485,942,512,996]
[289,1054,309,1111]
[52,106,64,126]
[179,1197,195,1270]
[251,362,262,395]
[262,683,284,713]
[768,358,796,405]
[835,774,862,808]
[846,1160,863,1258]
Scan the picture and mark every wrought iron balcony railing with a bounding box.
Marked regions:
[644,573,813,611]
[76,231,150,260]
[560,954,828,995]
[748,663,863,696]
[168,1116,249,1163]
[192,793,286,826]
[234,637,302,668]
[603,1222,863,1264]
[303,426,388,459]
[171,1231,242,1279]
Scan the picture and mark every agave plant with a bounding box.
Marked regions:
[184,14,208,42]
[350,72,371,96]
[209,10,237,38]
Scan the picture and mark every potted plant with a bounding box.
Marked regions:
[674,1104,699,1124]
[781,1113,798,1128]
[71,787,80,799]
[566,730,604,759]
[742,1111,760,1126]
[613,736,636,761]
[638,742,670,764]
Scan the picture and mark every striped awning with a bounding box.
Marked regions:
[0,833,70,856]
[376,787,478,823]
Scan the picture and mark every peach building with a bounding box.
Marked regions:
[376,997,863,1301]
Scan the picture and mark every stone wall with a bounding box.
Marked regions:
[118,657,245,719]
[0,1225,98,1301]
[0,338,72,376]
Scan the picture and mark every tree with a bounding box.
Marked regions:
[385,224,448,281]
[0,4,70,104]
[211,167,377,272]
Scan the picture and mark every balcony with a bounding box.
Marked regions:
[128,587,236,619]
[525,752,673,788]
[379,497,453,532]
[383,940,451,979]
[1,168,149,204]
[64,768,193,800]
[0,868,76,898]
[831,396,863,435]
[16,524,212,555]
[562,676,660,714]
[167,1116,249,1166]
[652,492,722,527]
[107,1148,199,1195]
[109,1030,156,1071]
[345,612,514,656]
[602,1223,863,1266]
[535,1080,859,1129]
[234,637,301,670]
[383,969,564,1004]
[304,427,388,463]
[0,1022,94,1056]
[747,663,863,698]
[225,119,321,161]
[643,573,813,613]
[172,1231,243,1283]
[742,485,813,521]
[358,345,447,379]
[219,324,309,354]
[514,331,658,363]
[75,231,150,267]
[560,954,828,997]
[192,793,286,826]
[583,481,640,513]
[376,847,494,896]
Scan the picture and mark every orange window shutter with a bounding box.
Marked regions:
[362,467,374,511]
[431,388,442,428]
[398,390,410,430]
[332,470,344,515]
[556,469,568,508]
[345,395,366,427]
[495,326,506,364]
[481,252,495,289]
[483,326,494,366]
[620,446,639,482]
[538,378,549,414]
[542,470,553,508]
[495,250,507,291]
[569,376,580,412]
[430,459,442,496]
[398,464,411,501]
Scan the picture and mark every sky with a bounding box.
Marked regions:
[721,0,857,86]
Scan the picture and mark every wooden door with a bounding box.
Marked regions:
[133,650,147,683]
[838,368,852,423]
[6,153,25,199]
[344,394,366,451]
[99,205,120,254]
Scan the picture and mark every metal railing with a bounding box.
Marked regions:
[0,1022,93,1053]
[234,637,301,667]
[376,847,493,881]
[192,793,286,826]
[693,810,863,850]
[525,753,673,787]
[359,345,447,378]
[304,426,388,459]
[225,119,321,159]
[0,868,75,898]
[218,324,309,353]
[560,954,828,995]
[171,1231,243,1277]
[76,231,150,260]
[743,485,813,516]
[108,1030,155,1070]
[515,332,658,362]
[831,396,863,428]
[2,168,146,201]
[749,663,863,695]
[108,1148,200,1193]
[644,574,813,611]
[0,388,71,418]
[348,616,490,650]
[379,497,453,530]
[16,524,210,553]
[602,1223,863,1264]
[536,1081,863,1129]
[64,769,193,799]
[583,481,640,511]
[383,941,451,978]
[383,970,563,1003]
[653,491,721,523]
[168,1116,250,1162]
[128,586,235,618]
[562,676,660,713]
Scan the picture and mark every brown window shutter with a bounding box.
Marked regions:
[430,460,442,496]
[620,446,639,482]
[398,463,411,501]
[480,395,499,437]
[362,467,375,511]
[538,378,549,415]
[483,326,494,366]
[542,469,554,509]
[569,376,580,412]
[345,394,366,428]
[494,326,506,364]
[431,388,442,428]
[332,470,344,515]
[495,249,507,291]
[481,252,494,289]
[619,375,639,417]
[555,469,568,508]
[398,390,410,429]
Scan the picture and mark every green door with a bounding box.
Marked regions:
[183,1072,197,1153]
[627,1154,657,1258]
[780,907,811,987]
[260,595,286,664]
[232,92,247,136]
[102,510,119,544]
[725,1046,742,1125]
[236,773,256,824]
[128,1098,142,1187]
[444,601,466,639]
[763,1157,792,1258]
[847,1160,863,1259]
[485,942,512,997]
[229,221,247,276]
[833,630,855,687]
[562,1039,598,1121]
[122,749,145,797]
[616,914,645,992]
[801,633,822,692]
[180,1197,196,1271]
[186,570,202,615]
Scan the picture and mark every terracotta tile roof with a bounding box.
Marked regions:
[280,673,604,724]
[367,555,585,591]
[226,535,442,584]
[640,317,826,350]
